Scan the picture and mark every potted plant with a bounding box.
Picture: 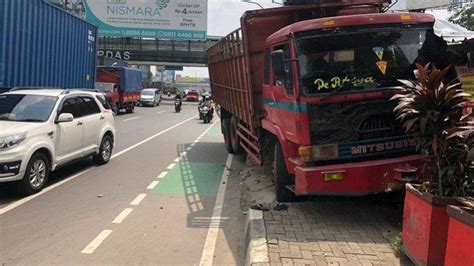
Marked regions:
[391,63,474,265]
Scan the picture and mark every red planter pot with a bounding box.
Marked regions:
[445,205,474,266]
[402,184,459,266]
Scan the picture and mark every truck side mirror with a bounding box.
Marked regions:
[272,50,286,77]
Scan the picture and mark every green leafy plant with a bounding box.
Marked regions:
[391,63,474,197]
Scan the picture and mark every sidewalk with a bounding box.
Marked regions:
[263,199,411,266]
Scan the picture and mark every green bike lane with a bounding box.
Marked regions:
[78,124,246,265]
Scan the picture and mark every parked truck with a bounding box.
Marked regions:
[0,0,97,89]
[96,67,143,114]
[207,0,449,201]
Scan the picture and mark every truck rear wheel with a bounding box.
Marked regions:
[230,116,243,154]
[274,142,297,202]
[221,118,234,154]
[126,104,135,113]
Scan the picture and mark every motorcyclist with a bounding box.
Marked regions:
[175,93,183,107]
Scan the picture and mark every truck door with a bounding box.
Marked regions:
[270,43,298,141]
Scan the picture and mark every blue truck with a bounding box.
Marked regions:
[0,0,97,89]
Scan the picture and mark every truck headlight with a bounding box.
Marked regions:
[298,144,339,162]
[0,132,27,150]
[313,144,339,161]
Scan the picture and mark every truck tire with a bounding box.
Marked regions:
[274,142,297,202]
[112,104,119,115]
[126,104,135,113]
[17,152,50,195]
[230,116,243,154]
[221,118,234,154]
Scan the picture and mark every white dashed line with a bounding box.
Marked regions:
[157,172,167,179]
[111,115,197,160]
[123,116,140,122]
[156,110,166,114]
[112,208,133,224]
[81,230,113,254]
[190,143,195,147]
[147,180,160,190]
[167,163,176,170]
[130,194,147,206]
[174,157,180,163]
[186,147,192,151]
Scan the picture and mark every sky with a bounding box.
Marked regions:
[175,0,455,79]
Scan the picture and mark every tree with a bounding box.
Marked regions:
[448,3,474,31]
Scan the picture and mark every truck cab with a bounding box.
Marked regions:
[261,12,437,198]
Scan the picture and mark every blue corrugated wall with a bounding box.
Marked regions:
[0,0,97,89]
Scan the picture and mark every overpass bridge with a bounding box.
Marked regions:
[98,36,222,67]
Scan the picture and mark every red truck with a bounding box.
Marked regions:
[96,67,143,114]
[207,0,444,201]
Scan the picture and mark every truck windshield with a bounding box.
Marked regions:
[296,27,434,96]
[0,94,58,122]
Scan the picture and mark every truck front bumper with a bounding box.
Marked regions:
[294,155,424,196]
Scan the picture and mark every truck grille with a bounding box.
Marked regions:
[308,99,415,162]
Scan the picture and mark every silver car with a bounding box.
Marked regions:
[139,88,162,107]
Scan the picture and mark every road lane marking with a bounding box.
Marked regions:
[190,143,196,147]
[199,154,233,266]
[167,163,176,170]
[147,180,160,190]
[130,194,147,206]
[0,167,93,215]
[157,172,167,179]
[81,230,113,254]
[186,147,192,151]
[112,208,133,224]
[0,115,198,216]
[156,110,166,114]
[174,157,180,163]
[123,116,140,122]
[111,115,197,160]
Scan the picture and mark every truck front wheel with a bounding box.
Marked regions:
[221,118,234,154]
[274,142,297,202]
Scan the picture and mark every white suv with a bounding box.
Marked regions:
[0,89,116,194]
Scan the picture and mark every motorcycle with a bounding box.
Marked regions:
[198,103,206,120]
[200,103,213,123]
[175,99,182,113]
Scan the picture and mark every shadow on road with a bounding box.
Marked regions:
[0,158,95,207]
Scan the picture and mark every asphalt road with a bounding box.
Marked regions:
[0,102,245,265]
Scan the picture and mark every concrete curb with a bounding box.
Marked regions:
[244,209,270,266]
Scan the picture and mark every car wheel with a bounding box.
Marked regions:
[274,142,297,202]
[18,153,50,195]
[93,135,113,165]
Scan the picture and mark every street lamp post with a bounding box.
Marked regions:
[241,0,264,9]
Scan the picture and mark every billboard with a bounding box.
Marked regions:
[84,0,207,40]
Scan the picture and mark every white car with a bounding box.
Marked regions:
[139,88,162,107]
[0,88,116,194]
